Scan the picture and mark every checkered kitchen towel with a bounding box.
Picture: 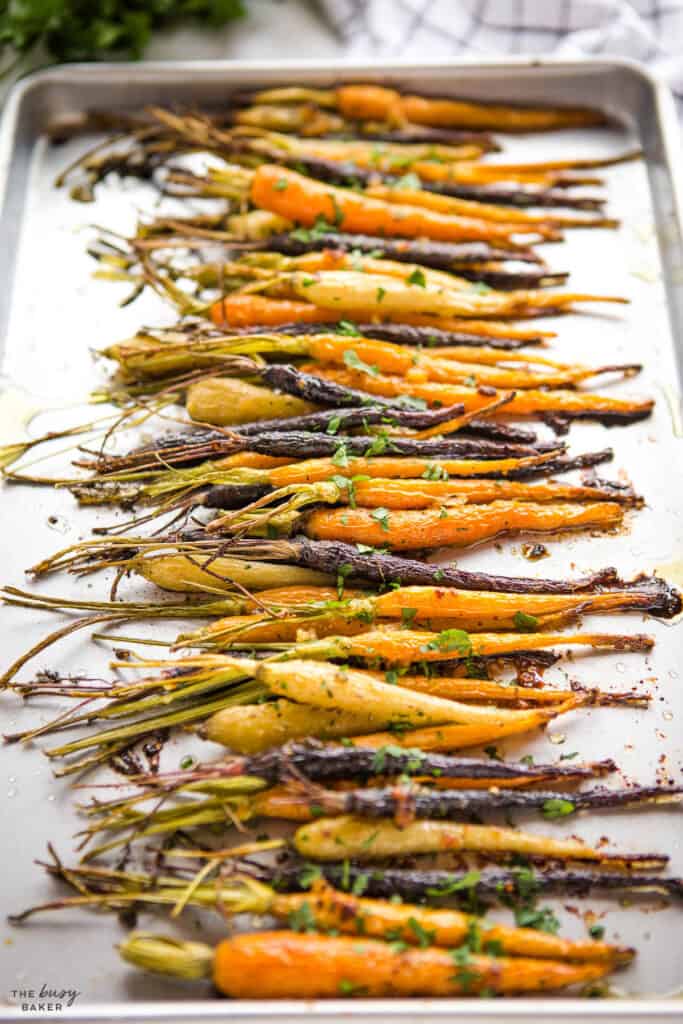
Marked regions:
[317,0,683,105]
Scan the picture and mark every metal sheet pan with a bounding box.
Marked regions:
[0,58,682,1022]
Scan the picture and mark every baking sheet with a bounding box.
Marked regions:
[0,59,682,1021]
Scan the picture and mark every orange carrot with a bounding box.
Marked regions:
[304,500,623,549]
[306,365,654,420]
[305,334,623,388]
[398,93,603,132]
[209,292,337,328]
[249,165,547,245]
[268,453,560,487]
[333,477,636,508]
[207,292,553,338]
[353,713,559,752]
[366,183,615,229]
[212,930,612,997]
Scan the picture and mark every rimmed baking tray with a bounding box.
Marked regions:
[0,58,682,1022]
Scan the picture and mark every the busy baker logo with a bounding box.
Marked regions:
[10,983,81,1013]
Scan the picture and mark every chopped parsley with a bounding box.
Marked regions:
[394,172,421,190]
[514,904,560,934]
[541,797,575,820]
[421,462,449,481]
[426,869,481,897]
[343,348,380,377]
[513,611,539,632]
[336,562,353,598]
[401,606,418,628]
[297,863,322,889]
[288,900,316,932]
[422,628,472,655]
[406,268,426,288]
[407,916,435,948]
[336,319,360,336]
[332,442,350,467]
[370,507,391,532]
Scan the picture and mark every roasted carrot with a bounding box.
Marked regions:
[249,165,551,245]
[255,659,555,729]
[266,453,579,487]
[276,882,629,962]
[294,815,664,867]
[137,553,330,593]
[303,334,630,388]
[309,366,654,424]
[209,292,338,328]
[333,84,603,132]
[118,930,614,997]
[285,628,652,665]
[202,700,413,753]
[249,476,638,511]
[303,501,624,549]
[199,582,653,629]
[360,585,656,623]
[366,183,616,229]
[207,294,553,339]
[263,270,627,320]
[351,713,563,753]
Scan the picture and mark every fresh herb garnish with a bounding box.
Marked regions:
[370,507,391,532]
[343,349,380,377]
[513,611,539,632]
[401,607,418,628]
[336,320,360,336]
[406,268,426,288]
[422,628,472,655]
[541,797,575,819]
[288,900,316,932]
[514,904,560,934]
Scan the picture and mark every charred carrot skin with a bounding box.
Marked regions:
[269,862,683,905]
[221,536,680,611]
[241,318,546,349]
[212,742,614,788]
[212,930,612,998]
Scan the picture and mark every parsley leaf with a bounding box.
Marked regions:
[422,628,472,655]
[406,268,427,288]
[514,905,560,934]
[343,348,379,377]
[513,611,539,632]
[288,900,316,932]
[370,507,391,532]
[336,320,360,336]
[541,797,575,820]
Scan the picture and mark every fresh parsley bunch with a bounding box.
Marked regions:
[0,0,245,65]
